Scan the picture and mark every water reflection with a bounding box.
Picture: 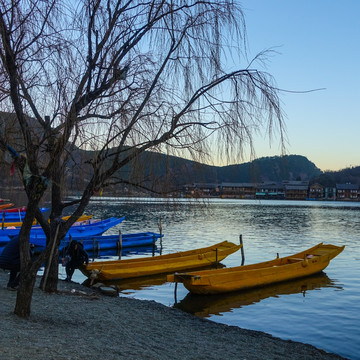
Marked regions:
[72,198,356,359]
[174,272,342,318]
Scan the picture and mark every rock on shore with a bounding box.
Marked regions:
[0,271,347,360]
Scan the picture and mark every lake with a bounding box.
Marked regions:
[67,197,359,360]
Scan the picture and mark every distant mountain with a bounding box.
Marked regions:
[214,155,322,183]
[0,110,355,196]
[92,152,322,188]
[0,138,354,196]
[77,152,322,192]
[311,166,360,187]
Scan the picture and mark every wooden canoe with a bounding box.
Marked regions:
[0,203,15,210]
[0,214,92,230]
[61,214,93,222]
[80,241,242,281]
[1,220,38,228]
[0,217,124,241]
[167,243,345,295]
[2,205,27,212]
[0,207,49,220]
[31,232,163,250]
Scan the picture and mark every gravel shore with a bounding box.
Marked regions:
[0,270,347,360]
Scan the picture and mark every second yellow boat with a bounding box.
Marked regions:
[167,243,344,295]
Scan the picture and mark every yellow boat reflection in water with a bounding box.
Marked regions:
[174,272,342,317]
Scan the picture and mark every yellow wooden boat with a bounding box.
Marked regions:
[2,220,38,227]
[0,214,92,228]
[61,214,92,223]
[80,241,242,281]
[0,203,14,210]
[167,243,345,295]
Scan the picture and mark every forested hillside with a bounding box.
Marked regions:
[1,143,359,197]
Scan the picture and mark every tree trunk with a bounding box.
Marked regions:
[14,266,37,318]
[39,247,59,292]
[14,175,48,317]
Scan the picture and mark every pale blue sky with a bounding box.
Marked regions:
[239,0,360,171]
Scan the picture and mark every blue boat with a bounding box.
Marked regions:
[1,244,160,258]
[0,207,49,221]
[0,217,125,243]
[32,231,163,252]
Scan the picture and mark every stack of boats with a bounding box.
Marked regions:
[0,202,163,253]
[1,203,50,226]
[0,201,345,296]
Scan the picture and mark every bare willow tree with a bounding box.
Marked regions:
[0,0,284,317]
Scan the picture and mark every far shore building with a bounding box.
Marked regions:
[183,183,219,197]
[324,186,336,200]
[283,181,309,200]
[336,183,359,201]
[255,182,285,199]
[309,183,324,200]
[182,180,359,202]
[220,182,256,199]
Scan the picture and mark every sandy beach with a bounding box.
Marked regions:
[0,271,347,360]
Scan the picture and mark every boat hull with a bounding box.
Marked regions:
[0,214,92,230]
[80,241,242,281]
[167,243,345,295]
[32,232,163,251]
[0,207,49,221]
[0,203,15,210]
[0,217,124,243]
[72,232,162,251]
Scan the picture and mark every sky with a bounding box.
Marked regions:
[236,0,360,171]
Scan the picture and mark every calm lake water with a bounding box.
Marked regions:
[68,197,359,360]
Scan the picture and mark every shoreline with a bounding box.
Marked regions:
[0,271,348,360]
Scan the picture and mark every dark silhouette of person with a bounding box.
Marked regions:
[0,236,22,290]
[61,240,89,282]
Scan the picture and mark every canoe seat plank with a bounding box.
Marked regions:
[288,257,304,262]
